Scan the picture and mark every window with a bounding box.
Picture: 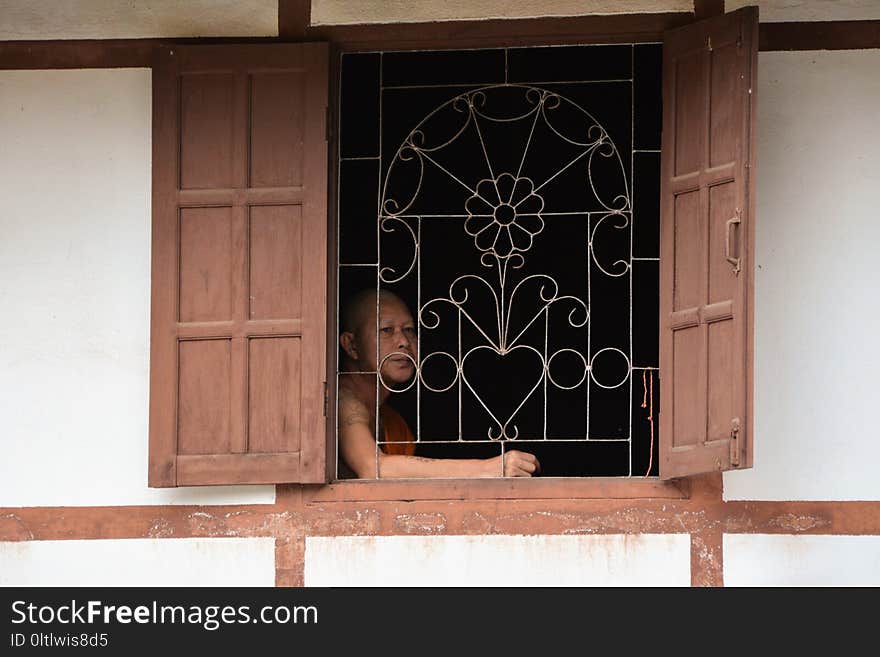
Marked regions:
[337,44,662,478]
[148,7,756,487]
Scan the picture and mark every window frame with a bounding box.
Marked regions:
[322,6,757,498]
[322,39,682,501]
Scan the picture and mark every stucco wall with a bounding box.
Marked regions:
[305,534,691,586]
[0,0,279,39]
[310,1,691,25]
[726,0,880,22]
[724,534,880,585]
[0,537,275,586]
[722,50,880,501]
[0,69,275,507]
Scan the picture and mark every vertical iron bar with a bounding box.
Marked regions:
[543,307,548,439]
[416,216,421,441]
[374,52,384,479]
[627,45,635,476]
[335,53,343,481]
[586,211,591,441]
[458,307,462,441]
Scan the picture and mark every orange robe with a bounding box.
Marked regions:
[379,404,416,456]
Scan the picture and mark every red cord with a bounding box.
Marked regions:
[642,370,654,477]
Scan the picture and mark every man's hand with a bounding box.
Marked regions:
[490,449,541,477]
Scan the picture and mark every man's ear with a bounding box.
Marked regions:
[339,331,358,361]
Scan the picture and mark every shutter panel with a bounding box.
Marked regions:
[149,44,329,486]
[659,7,757,479]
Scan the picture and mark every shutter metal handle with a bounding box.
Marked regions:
[729,417,742,467]
[725,212,742,275]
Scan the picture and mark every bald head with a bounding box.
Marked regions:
[341,288,409,336]
[339,288,417,380]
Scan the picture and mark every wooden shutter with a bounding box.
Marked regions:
[659,7,757,479]
[149,44,329,486]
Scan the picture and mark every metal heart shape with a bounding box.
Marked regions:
[460,345,545,440]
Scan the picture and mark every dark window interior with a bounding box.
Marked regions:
[338,44,662,477]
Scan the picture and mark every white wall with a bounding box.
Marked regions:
[0,537,275,586]
[723,50,880,501]
[0,1,278,39]
[0,69,274,507]
[726,0,880,22]
[305,534,691,586]
[724,534,880,585]
[311,0,691,24]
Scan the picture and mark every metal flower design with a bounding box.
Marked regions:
[464,173,545,260]
[376,84,633,442]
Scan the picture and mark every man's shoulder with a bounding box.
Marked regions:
[338,385,370,423]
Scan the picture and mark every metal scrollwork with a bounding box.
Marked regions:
[379,84,632,440]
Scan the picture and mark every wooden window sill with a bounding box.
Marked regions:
[303,476,688,503]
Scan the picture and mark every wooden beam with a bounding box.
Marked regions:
[6,499,880,542]
[0,37,281,69]
[307,12,693,51]
[278,0,311,39]
[0,39,158,69]
[760,20,880,51]
[694,0,725,20]
[4,16,880,70]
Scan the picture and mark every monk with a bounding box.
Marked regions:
[338,288,541,478]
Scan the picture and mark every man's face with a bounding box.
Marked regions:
[350,295,418,386]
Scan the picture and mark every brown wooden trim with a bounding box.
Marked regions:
[5,499,880,543]
[298,40,331,483]
[324,43,342,484]
[176,319,304,339]
[177,454,303,486]
[0,505,296,541]
[278,0,311,40]
[721,501,880,535]
[694,0,725,21]
[303,477,689,503]
[178,187,306,206]
[745,10,759,471]
[0,39,156,69]
[690,528,723,586]
[147,47,179,488]
[760,20,880,51]
[0,38,286,70]
[275,535,306,586]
